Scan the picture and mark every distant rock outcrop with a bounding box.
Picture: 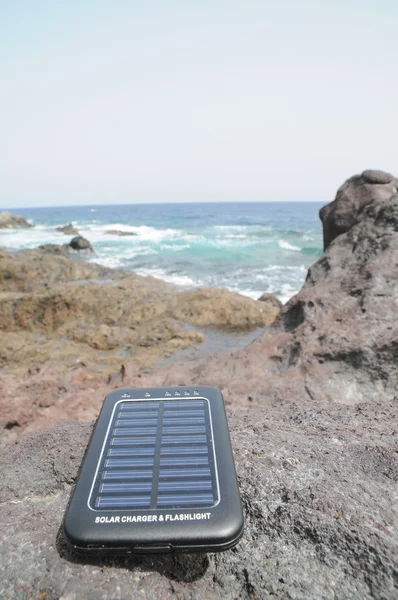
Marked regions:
[36,236,94,255]
[38,244,71,256]
[320,169,398,249]
[0,211,32,229]
[106,230,137,236]
[56,223,79,235]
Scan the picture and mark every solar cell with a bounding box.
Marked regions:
[90,399,219,511]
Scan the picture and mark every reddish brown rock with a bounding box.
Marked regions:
[0,248,278,439]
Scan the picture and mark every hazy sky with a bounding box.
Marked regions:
[1,1,397,207]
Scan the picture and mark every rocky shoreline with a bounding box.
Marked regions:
[0,170,397,599]
[0,243,279,443]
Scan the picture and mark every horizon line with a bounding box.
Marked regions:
[1,199,326,211]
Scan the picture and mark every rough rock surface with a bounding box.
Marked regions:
[320,169,398,249]
[0,211,32,229]
[172,288,281,330]
[0,400,396,600]
[56,223,80,235]
[69,235,94,252]
[38,243,72,256]
[258,292,283,310]
[0,250,279,438]
[138,186,398,413]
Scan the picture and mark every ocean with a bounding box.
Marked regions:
[0,202,324,304]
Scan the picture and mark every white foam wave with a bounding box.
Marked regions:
[134,267,197,288]
[264,264,307,272]
[88,256,124,269]
[0,227,67,249]
[223,234,248,239]
[80,223,185,243]
[214,225,249,231]
[278,239,301,251]
[161,244,190,251]
[229,283,299,304]
[227,287,261,300]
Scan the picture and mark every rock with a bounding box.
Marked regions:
[69,235,94,252]
[172,288,279,330]
[56,223,79,235]
[38,243,71,256]
[0,248,275,435]
[0,400,397,599]
[362,169,394,184]
[128,190,398,415]
[0,211,32,229]
[106,230,137,236]
[0,248,124,293]
[3,175,398,433]
[320,169,398,249]
[1,175,398,597]
[258,292,283,310]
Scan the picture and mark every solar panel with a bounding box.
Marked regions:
[89,399,219,511]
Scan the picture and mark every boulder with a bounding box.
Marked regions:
[172,287,279,330]
[0,211,32,229]
[69,235,94,252]
[258,292,283,310]
[362,169,394,184]
[320,169,398,249]
[56,223,79,235]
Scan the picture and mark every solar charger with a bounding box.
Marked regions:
[63,385,244,554]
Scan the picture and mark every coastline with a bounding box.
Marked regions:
[0,201,323,304]
[0,244,280,443]
[1,171,398,598]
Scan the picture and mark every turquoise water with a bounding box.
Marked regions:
[0,202,324,303]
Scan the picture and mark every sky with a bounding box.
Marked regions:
[1,1,397,208]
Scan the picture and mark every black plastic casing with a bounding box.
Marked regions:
[63,386,244,554]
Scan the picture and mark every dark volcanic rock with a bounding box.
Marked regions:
[38,243,71,256]
[0,402,396,599]
[320,169,398,249]
[69,235,94,252]
[56,223,79,235]
[0,211,32,229]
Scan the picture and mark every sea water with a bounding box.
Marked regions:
[0,202,324,304]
